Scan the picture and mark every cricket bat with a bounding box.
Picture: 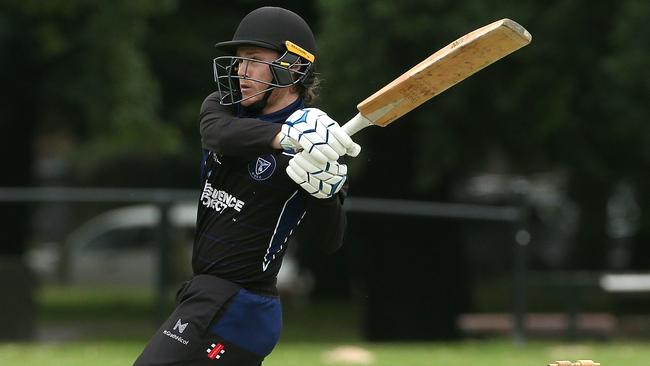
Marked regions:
[342,18,532,146]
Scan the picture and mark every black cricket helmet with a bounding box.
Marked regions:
[213,7,317,106]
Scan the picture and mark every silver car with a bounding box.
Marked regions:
[27,203,310,296]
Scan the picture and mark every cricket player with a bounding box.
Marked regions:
[133,6,358,366]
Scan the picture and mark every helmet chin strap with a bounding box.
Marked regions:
[242,88,273,115]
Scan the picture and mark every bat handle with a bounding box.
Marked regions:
[342,113,373,137]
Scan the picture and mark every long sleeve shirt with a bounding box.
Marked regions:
[193,92,347,294]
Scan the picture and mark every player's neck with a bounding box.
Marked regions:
[261,89,300,115]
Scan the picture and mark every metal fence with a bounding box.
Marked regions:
[0,187,530,343]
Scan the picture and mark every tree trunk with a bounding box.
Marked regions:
[567,175,610,270]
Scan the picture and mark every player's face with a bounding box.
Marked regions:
[235,47,279,107]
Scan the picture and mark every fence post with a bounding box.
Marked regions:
[512,192,531,345]
[0,256,35,340]
[156,200,172,324]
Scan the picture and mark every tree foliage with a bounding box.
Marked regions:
[1,0,181,185]
[0,0,649,307]
[317,0,650,269]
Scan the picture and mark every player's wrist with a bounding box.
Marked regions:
[303,192,339,204]
[271,133,283,149]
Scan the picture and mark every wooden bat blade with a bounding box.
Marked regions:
[343,19,531,138]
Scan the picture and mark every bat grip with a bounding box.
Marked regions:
[342,113,373,137]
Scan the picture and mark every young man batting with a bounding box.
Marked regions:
[132,6,358,366]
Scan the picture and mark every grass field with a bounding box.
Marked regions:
[0,340,647,366]
[1,285,646,365]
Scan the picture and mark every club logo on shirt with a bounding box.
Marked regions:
[248,155,276,181]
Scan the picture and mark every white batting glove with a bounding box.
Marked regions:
[286,151,347,199]
[279,108,361,164]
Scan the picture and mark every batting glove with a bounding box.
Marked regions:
[280,108,361,164]
[286,151,347,199]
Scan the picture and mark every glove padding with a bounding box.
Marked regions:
[280,108,360,164]
[286,151,347,199]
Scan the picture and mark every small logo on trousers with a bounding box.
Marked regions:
[173,319,188,334]
[207,343,226,360]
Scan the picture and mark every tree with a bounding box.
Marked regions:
[316,0,497,340]
[317,0,650,339]
[602,0,650,269]
[0,0,177,340]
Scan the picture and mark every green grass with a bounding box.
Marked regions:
[0,341,141,366]
[0,340,647,366]
[268,341,649,366]
[36,285,162,321]
[2,285,644,365]
[34,285,364,342]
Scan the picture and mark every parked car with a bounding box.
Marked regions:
[27,203,311,296]
[27,203,195,287]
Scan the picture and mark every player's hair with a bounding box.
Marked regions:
[299,74,320,105]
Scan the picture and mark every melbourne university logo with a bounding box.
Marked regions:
[248,155,276,181]
[256,158,271,174]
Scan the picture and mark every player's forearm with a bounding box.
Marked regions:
[199,92,282,157]
[270,133,283,149]
[300,194,347,254]
[200,114,281,157]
